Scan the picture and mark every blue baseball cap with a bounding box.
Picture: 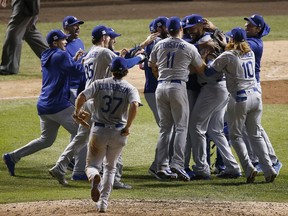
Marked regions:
[181,16,188,28]
[62,16,84,28]
[229,27,247,42]
[167,16,181,32]
[110,57,128,73]
[107,27,121,38]
[153,16,168,30]
[149,20,156,33]
[92,25,108,40]
[244,14,264,28]
[46,29,69,45]
[184,14,203,29]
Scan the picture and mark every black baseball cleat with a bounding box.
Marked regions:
[157,168,178,180]
[3,153,15,176]
[246,169,258,184]
[91,174,101,202]
[171,167,190,182]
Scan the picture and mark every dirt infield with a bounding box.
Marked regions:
[0,1,287,215]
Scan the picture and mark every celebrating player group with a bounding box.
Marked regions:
[2,11,283,213]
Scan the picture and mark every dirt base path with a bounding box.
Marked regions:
[1,199,288,216]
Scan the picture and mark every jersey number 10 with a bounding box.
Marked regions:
[242,61,254,78]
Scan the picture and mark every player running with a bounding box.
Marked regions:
[73,57,141,213]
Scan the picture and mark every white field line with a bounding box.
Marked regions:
[0,95,38,100]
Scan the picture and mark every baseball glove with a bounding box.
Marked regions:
[198,30,227,63]
[72,109,91,129]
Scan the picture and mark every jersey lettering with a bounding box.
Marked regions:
[166,52,176,68]
[101,95,123,114]
[242,61,254,78]
[84,62,94,79]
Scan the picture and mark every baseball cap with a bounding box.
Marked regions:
[229,27,247,42]
[244,14,264,28]
[62,16,84,28]
[153,16,168,30]
[107,27,121,38]
[92,25,108,40]
[184,14,203,29]
[110,57,128,74]
[181,16,188,28]
[149,20,156,33]
[46,29,69,45]
[166,16,181,32]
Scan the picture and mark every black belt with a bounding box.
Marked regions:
[201,79,225,86]
[94,122,124,128]
[158,80,182,84]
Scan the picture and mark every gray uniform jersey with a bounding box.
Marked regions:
[82,46,117,88]
[211,49,276,180]
[211,50,257,97]
[82,77,141,125]
[149,37,203,81]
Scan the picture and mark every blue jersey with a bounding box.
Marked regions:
[143,38,161,93]
[37,48,84,115]
[246,22,270,83]
[247,37,262,83]
[66,38,86,93]
[66,38,85,57]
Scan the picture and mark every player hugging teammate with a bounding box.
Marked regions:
[147,14,282,184]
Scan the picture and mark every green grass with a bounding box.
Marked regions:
[0,15,287,80]
[0,98,287,204]
[0,15,288,204]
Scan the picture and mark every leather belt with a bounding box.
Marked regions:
[94,122,124,129]
[158,80,182,84]
[201,78,225,86]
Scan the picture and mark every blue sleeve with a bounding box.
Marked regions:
[126,56,141,69]
[60,52,84,76]
[204,60,217,76]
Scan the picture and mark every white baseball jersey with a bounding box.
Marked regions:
[82,46,117,88]
[210,50,257,97]
[149,37,203,81]
[82,77,141,125]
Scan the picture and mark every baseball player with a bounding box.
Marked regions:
[62,15,87,181]
[106,26,133,189]
[149,16,206,181]
[242,14,282,174]
[48,25,146,186]
[183,14,241,180]
[74,56,141,213]
[144,17,172,180]
[205,27,277,183]
[3,29,84,176]
[181,15,202,177]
